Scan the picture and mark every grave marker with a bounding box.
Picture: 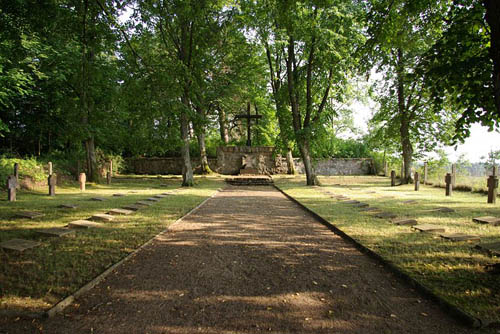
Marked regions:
[15,211,44,219]
[90,197,107,202]
[36,228,75,237]
[391,170,396,187]
[445,173,453,196]
[113,193,125,197]
[423,162,428,185]
[154,194,169,198]
[412,224,446,233]
[106,171,111,185]
[473,216,500,226]
[68,220,104,229]
[393,219,417,226]
[487,166,498,204]
[145,197,160,202]
[48,161,53,176]
[108,208,134,215]
[375,212,397,219]
[360,207,381,212]
[475,242,500,257]
[79,173,86,191]
[440,233,480,242]
[122,204,142,211]
[48,174,56,196]
[7,175,17,201]
[136,201,153,206]
[58,204,78,209]
[90,213,114,222]
[414,172,420,191]
[432,207,455,213]
[0,239,41,252]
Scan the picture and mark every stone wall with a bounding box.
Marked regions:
[293,158,374,175]
[125,157,217,175]
[216,146,276,175]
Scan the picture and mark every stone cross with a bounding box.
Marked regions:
[48,162,53,176]
[48,174,56,196]
[7,175,17,201]
[79,173,86,191]
[423,162,428,185]
[14,163,19,181]
[235,102,262,146]
[451,164,456,188]
[487,166,498,204]
[414,172,420,191]
[106,171,112,185]
[445,173,453,196]
[391,170,396,187]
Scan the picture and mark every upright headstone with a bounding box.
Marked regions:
[487,166,498,204]
[14,163,19,181]
[48,174,56,196]
[414,172,420,191]
[384,161,388,177]
[79,173,86,192]
[423,162,428,185]
[7,175,17,201]
[48,162,53,176]
[391,170,396,187]
[106,171,111,185]
[445,173,453,196]
[451,164,456,188]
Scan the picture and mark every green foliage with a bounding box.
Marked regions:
[0,156,46,186]
[480,149,500,171]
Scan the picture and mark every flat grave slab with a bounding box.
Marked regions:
[113,193,126,197]
[161,192,173,195]
[360,207,380,212]
[108,208,134,215]
[393,219,418,226]
[90,213,115,222]
[68,220,104,229]
[403,200,418,204]
[431,207,455,213]
[35,228,75,237]
[15,211,45,219]
[412,224,446,233]
[352,202,369,208]
[473,216,500,226]
[145,197,160,202]
[90,197,107,202]
[342,200,360,205]
[136,201,153,206]
[440,233,480,242]
[122,204,142,211]
[336,197,351,201]
[374,212,397,219]
[475,242,500,257]
[58,204,78,209]
[154,194,169,199]
[0,239,41,252]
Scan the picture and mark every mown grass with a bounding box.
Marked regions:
[274,175,500,324]
[0,175,224,314]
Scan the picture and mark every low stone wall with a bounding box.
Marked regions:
[125,157,217,175]
[216,146,276,175]
[294,158,375,175]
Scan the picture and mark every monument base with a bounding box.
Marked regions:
[216,146,275,175]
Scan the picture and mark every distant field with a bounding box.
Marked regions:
[274,175,500,325]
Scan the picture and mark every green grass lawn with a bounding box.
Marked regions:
[274,175,500,325]
[0,175,224,314]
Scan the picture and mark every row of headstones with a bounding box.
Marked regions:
[0,189,177,252]
[319,187,500,258]
[389,166,498,204]
[7,162,114,202]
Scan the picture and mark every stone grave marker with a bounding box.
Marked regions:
[108,208,134,216]
[90,213,115,222]
[0,239,41,252]
[106,171,112,185]
[161,192,172,196]
[391,170,396,187]
[412,224,446,233]
[35,228,75,237]
[7,175,17,201]
[122,204,142,211]
[439,233,480,242]
[79,173,86,191]
[393,219,418,226]
[48,174,56,196]
[475,242,500,257]
[68,220,104,229]
[90,197,107,202]
[432,207,455,213]
[145,197,160,202]
[360,207,381,212]
[472,216,500,226]
[342,200,360,205]
[154,194,169,199]
[375,212,397,219]
[58,204,78,209]
[15,211,45,219]
[403,199,418,204]
[136,201,153,206]
[414,172,420,191]
[487,166,498,204]
[445,173,453,196]
[113,193,126,197]
[352,202,369,208]
[48,161,53,176]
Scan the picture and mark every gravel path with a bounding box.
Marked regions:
[4,186,473,333]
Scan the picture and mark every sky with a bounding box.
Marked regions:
[351,102,500,163]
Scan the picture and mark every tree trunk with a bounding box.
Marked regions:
[286,148,296,174]
[396,48,412,184]
[197,131,211,174]
[484,0,500,117]
[298,139,316,185]
[85,136,98,182]
[180,104,194,186]
[218,108,229,144]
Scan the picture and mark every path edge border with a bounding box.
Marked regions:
[273,184,491,329]
[2,188,221,321]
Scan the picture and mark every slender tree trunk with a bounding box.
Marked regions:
[286,148,295,174]
[196,131,211,174]
[298,139,315,185]
[180,96,194,186]
[218,108,229,144]
[85,136,98,182]
[484,0,500,116]
[396,48,412,184]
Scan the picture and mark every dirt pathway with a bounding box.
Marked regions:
[5,186,474,333]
